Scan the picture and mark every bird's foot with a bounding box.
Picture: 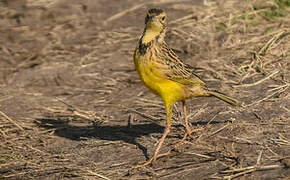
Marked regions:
[186,127,204,139]
[133,151,171,169]
[174,127,203,149]
[133,158,154,169]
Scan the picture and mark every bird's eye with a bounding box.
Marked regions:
[161,16,166,21]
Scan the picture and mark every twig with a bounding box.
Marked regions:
[224,169,255,180]
[55,98,97,121]
[0,96,13,102]
[157,163,204,179]
[73,111,95,121]
[222,164,282,179]
[282,106,290,113]
[104,0,191,24]
[25,144,49,155]
[169,14,197,24]
[245,84,289,107]
[233,137,254,144]
[187,103,208,120]
[208,123,230,137]
[127,108,162,122]
[86,170,111,180]
[206,112,219,126]
[226,29,287,48]
[258,31,289,56]
[185,152,213,159]
[0,110,24,130]
[100,103,162,123]
[127,113,135,128]
[104,3,146,24]
[234,70,279,87]
[0,128,7,139]
[256,150,263,165]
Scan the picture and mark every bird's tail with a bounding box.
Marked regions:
[208,89,241,106]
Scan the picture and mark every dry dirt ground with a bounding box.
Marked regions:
[0,0,289,179]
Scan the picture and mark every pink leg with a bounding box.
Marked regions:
[174,100,203,148]
[134,101,173,168]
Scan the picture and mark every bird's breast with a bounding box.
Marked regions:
[134,48,186,102]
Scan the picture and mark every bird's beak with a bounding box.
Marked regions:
[146,17,160,28]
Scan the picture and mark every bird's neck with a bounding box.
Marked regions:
[141,28,165,44]
[138,28,166,55]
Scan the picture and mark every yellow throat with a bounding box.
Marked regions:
[141,22,163,44]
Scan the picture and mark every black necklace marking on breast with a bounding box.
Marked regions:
[139,42,151,56]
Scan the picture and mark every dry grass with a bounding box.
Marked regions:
[0,0,289,179]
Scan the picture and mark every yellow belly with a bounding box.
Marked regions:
[135,59,185,103]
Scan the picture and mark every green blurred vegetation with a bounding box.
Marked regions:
[254,0,290,19]
[216,0,289,31]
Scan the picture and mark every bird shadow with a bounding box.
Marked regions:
[34,117,227,160]
[34,118,165,160]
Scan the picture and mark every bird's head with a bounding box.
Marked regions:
[144,8,167,33]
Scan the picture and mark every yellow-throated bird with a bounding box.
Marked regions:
[133,8,241,167]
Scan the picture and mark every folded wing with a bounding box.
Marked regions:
[154,43,206,87]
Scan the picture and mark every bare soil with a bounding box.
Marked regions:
[0,0,289,179]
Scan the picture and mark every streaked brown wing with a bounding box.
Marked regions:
[156,43,206,86]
